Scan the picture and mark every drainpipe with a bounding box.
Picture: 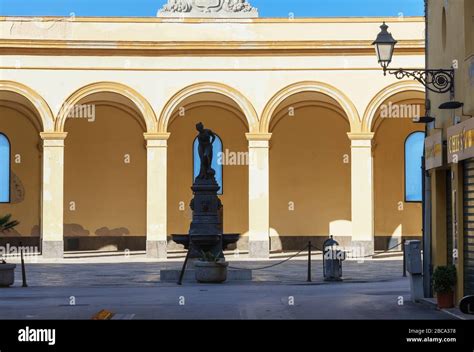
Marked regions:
[422,0,433,298]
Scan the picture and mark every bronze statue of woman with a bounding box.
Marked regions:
[196,122,216,179]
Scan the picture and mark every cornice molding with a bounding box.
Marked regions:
[0,39,424,50]
[0,39,424,56]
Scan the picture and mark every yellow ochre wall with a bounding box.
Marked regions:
[63,105,146,237]
[0,106,41,237]
[269,105,351,238]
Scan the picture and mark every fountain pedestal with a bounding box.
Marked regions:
[172,176,239,258]
[162,176,250,283]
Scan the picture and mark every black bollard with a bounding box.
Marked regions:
[307,241,312,282]
[177,250,191,286]
[402,239,407,277]
[19,241,27,287]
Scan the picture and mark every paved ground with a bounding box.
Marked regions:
[0,279,453,320]
[7,252,406,286]
[0,251,455,319]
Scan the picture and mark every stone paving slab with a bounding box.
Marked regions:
[0,279,453,320]
[0,255,457,320]
[5,258,405,288]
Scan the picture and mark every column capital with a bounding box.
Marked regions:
[246,133,272,141]
[145,133,170,148]
[347,132,374,141]
[41,132,68,147]
[348,132,374,148]
[144,132,170,141]
[40,132,68,140]
[247,133,272,148]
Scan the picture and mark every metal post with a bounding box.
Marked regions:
[19,241,27,288]
[402,239,407,277]
[307,241,312,282]
[177,250,191,286]
[422,0,433,299]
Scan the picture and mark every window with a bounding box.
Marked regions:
[405,131,425,202]
[193,134,223,195]
[0,133,10,203]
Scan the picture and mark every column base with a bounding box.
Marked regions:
[351,240,374,257]
[42,241,64,259]
[249,240,269,259]
[146,240,167,259]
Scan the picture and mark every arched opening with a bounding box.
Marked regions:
[0,133,11,203]
[63,90,147,251]
[372,90,425,249]
[166,91,249,247]
[268,91,352,250]
[193,134,223,194]
[405,131,425,202]
[0,89,44,245]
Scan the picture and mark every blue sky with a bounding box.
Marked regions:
[0,0,424,17]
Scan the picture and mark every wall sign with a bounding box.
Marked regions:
[425,131,443,170]
[447,117,474,163]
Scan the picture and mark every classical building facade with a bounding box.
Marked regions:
[0,5,426,259]
[425,0,473,302]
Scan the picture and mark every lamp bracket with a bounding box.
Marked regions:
[384,68,454,94]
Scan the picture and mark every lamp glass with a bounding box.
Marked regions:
[375,42,395,65]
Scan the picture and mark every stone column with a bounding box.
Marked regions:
[40,132,67,258]
[348,132,375,255]
[246,133,272,258]
[144,133,170,259]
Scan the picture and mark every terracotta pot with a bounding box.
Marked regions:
[437,291,454,309]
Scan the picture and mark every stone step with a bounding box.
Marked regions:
[160,269,252,282]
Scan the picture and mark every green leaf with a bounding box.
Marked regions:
[432,265,457,294]
[0,214,20,233]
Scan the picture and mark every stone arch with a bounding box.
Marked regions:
[362,81,425,133]
[169,101,248,130]
[260,81,361,133]
[0,80,54,132]
[55,82,157,132]
[158,82,259,133]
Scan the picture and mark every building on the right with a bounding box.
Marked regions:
[426,0,474,303]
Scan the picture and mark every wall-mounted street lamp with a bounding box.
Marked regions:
[413,115,436,124]
[372,22,455,94]
[439,101,463,110]
[413,100,435,124]
[439,101,473,120]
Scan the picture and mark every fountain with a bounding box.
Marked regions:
[161,123,250,282]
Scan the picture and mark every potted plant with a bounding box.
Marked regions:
[432,265,457,309]
[0,214,19,287]
[194,250,228,283]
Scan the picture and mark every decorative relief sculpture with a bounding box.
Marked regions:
[158,0,258,17]
[161,0,192,13]
[225,0,254,12]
